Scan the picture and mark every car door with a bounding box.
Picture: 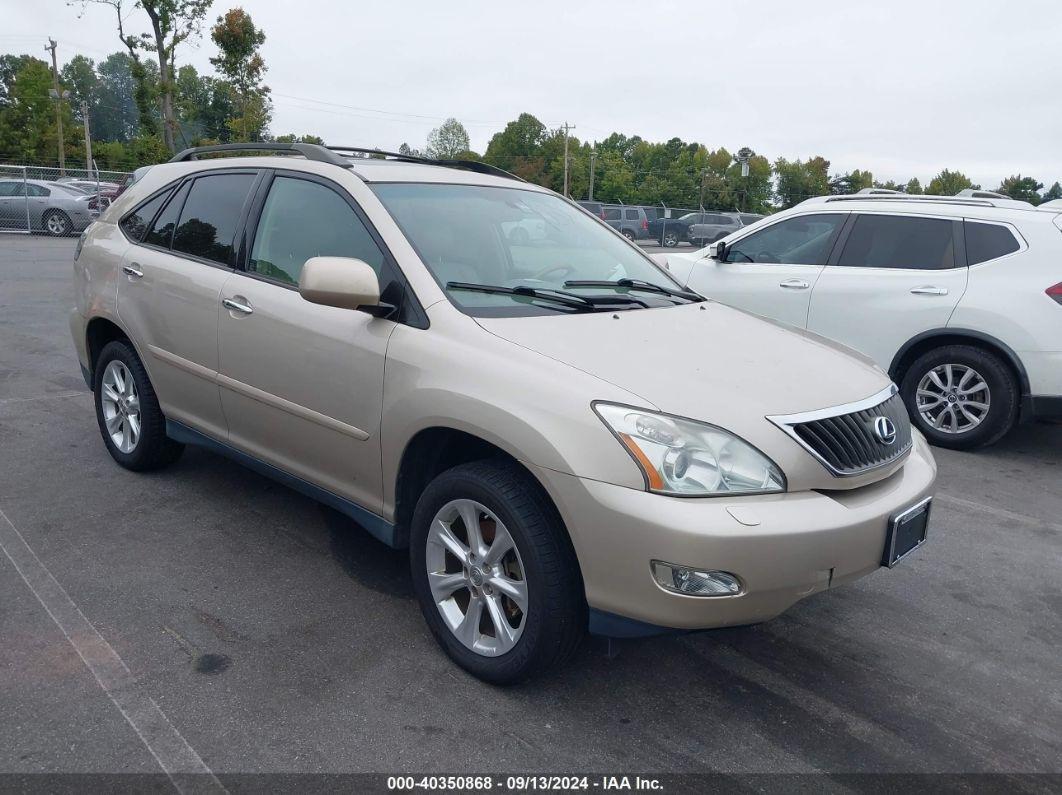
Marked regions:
[806,212,967,370]
[0,180,23,229]
[116,171,260,440]
[686,211,847,328]
[217,171,400,515]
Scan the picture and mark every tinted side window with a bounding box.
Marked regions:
[604,208,621,221]
[171,173,256,265]
[144,182,189,249]
[726,213,845,265]
[120,188,174,242]
[27,184,49,197]
[739,214,762,225]
[0,181,17,197]
[249,176,386,286]
[624,209,639,221]
[838,214,955,270]
[965,221,1019,265]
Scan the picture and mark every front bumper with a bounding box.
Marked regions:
[531,434,937,635]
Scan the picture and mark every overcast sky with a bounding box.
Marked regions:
[3,0,1060,187]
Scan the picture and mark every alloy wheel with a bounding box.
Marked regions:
[915,363,990,434]
[46,213,69,236]
[425,498,528,657]
[100,360,141,453]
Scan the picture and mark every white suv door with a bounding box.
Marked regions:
[806,212,968,370]
[685,212,848,328]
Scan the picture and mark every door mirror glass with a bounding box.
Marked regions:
[708,241,726,260]
[299,256,381,311]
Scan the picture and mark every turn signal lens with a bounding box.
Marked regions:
[651,561,742,597]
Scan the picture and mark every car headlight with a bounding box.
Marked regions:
[594,403,785,496]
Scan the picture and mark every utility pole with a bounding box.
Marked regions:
[561,122,576,198]
[588,150,597,201]
[45,38,67,175]
[698,170,707,210]
[81,100,93,178]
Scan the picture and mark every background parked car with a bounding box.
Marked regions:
[0,178,97,235]
[576,200,604,218]
[602,204,650,240]
[688,212,765,247]
[648,211,744,247]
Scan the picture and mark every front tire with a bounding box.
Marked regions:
[93,340,184,470]
[622,229,635,241]
[410,459,585,684]
[662,231,679,247]
[899,344,1018,450]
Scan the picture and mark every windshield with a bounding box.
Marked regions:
[372,183,683,317]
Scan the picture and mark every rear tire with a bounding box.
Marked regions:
[410,459,585,684]
[899,344,1018,450]
[43,210,72,237]
[622,229,635,241]
[93,340,184,470]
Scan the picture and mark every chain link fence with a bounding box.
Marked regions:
[0,163,133,235]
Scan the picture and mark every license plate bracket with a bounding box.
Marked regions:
[882,497,931,567]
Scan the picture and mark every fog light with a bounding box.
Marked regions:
[650,560,742,597]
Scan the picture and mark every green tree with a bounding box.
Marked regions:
[81,0,212,150]
[925,169,974,196]
[1043,182,1062,202]
[0,58,79,163]
[830,169,874,194]
[274,133,325,145]
[425,117,471,159]
[60,55,99,126]
[483,112,547,178]
[210,7,270,141]
[905,177,923,194]
[996,174,1043,204]
[0,54,35,111]
[398,142,423,158]
[774,156,830,207]
[95,52,141,141]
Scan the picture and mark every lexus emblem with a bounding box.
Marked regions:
[872,416,897,445]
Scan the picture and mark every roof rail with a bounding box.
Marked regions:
[168,142,352,168]
[955,188,1008,199]
[325,146,526,183]
[167,142,526,183]
[822,194,995,207]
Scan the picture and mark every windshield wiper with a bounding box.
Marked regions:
[447,282,650,312]
[563,278,703,302]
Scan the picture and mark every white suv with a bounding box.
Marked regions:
[672,195,1062,449]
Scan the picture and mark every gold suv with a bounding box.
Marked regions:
[70,144,936,683]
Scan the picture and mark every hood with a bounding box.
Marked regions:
[476,301,895,489]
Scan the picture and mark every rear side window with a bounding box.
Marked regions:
[604,208,621,221]
[121,188,174,241]
[249,176,386,285]
[965,221,1020,265]
[144,182,189,249]
[171,173,256,265]
[624,209,639,221]
[838,214,955,270]
[27,184,49,197]
[726,213,845,265]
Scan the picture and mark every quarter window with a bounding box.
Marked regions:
[838,214,956,270]
[171,173,256,265]
[624,209,639,221]
[120,188,174,242]
[725,213,845,265]
[27,184,49,197]
[249,176,385,286]
[965,221,1019,265]
[144,181,189,249]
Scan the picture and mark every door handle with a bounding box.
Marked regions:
[779,279,810,290]
[910,286,948,296]
[122,264,144,279]
[222,298,254,315]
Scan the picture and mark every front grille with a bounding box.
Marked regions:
[770,388,912,476]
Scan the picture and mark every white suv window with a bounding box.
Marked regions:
[965,221,1020,265]
[725,213,845,265]
[838,214,956,270]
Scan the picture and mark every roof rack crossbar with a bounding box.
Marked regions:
[325,146,526,183]
[168,142,352,168]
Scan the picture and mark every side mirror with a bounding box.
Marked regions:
[299,256,386,314]
[708,241,727,261]
[649,252,670,270]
